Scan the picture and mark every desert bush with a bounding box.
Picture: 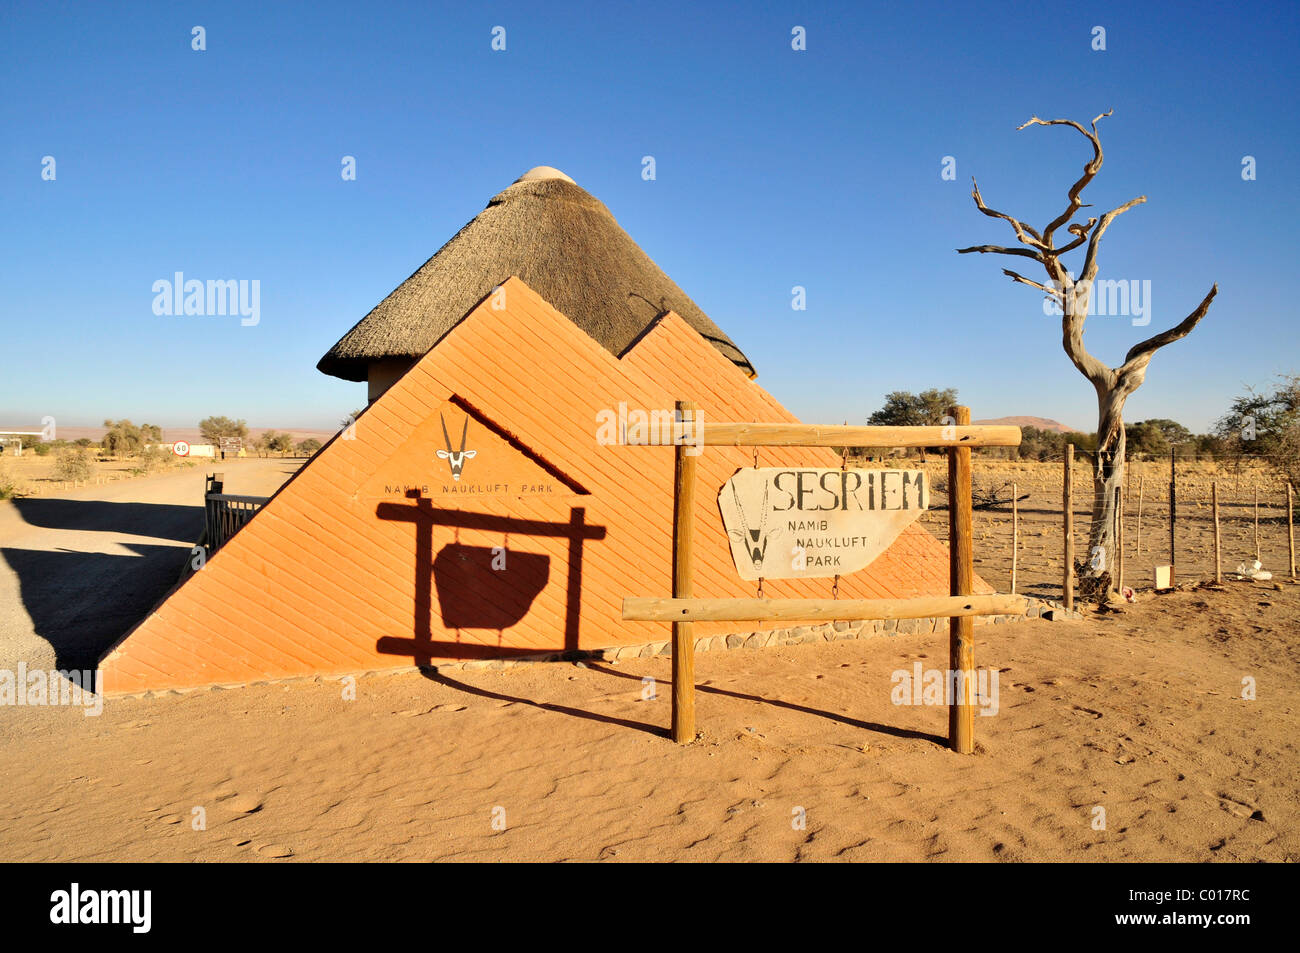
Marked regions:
[1217,375,1300,491]
[54,448,93,482]
[138,444,172,473]
[0,462,16,499]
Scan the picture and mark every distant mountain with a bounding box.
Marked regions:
[973,416,1079,434]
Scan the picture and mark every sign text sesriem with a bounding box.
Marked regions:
[718,468,928,581]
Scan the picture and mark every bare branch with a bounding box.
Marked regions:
[1001,268,1061,298]
[970,178,1046,249]
[1080,197,1146,282]
[1018,110,1113,245]
[955,244,1045,262]
[1121,283,1218,372]
[1054,217,1098,254]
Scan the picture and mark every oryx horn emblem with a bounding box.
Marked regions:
[436,413,477,481]
[727,481,781,572]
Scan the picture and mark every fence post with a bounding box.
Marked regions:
[1169,451,1177,586]
[1135,475,1145,556]
[1063,443,1074,612]
[1115,484,1124,592]
[948,406,975,754]
[671,400,698,745]
[1213,481,1222,585]
[1288,481,1295,580]
[1254,483,1260,563]
[1010,481,1018,596]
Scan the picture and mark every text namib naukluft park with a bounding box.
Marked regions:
[718,467,929,581]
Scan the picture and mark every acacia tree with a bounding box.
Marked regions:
[958,111,1218,595]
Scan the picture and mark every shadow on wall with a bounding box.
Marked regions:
[375,495,606,666]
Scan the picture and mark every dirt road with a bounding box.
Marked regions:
[0,460,302,672]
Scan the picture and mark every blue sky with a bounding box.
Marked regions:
[2,0,1296,435]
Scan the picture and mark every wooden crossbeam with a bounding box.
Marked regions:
[665,422,1021,449]
[622,593,1025,623]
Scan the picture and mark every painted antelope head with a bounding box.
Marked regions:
[436,413,477,481]
[727,481,781,573]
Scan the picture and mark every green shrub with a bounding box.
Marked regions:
[53,448,93,482]
[138,444,172,473]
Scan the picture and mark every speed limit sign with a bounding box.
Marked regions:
[172,440,191,457]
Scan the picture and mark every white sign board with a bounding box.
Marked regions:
[718,467,929,581]
[172,440,190,456]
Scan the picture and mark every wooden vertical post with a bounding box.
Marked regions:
[671,400,697,744]
[1135,475,1145,556]
[1063,443,1074,611]
[1288,482,1295,579]
[1115,484,1124,592]
[1169,451,1177,586]
[1254,484,1260,563]
[1212,481,1222,585]
[1010,481,1018,595]
[947,406,975,754]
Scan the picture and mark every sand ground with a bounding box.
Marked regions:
[0,581,1295,862]
[0,457,1295,862]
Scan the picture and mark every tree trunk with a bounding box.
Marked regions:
[1081,387,1127,596]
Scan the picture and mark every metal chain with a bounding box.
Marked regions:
[832,574,839,599]
[757,576,764,599]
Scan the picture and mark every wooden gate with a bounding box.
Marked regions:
[203,473,268,553]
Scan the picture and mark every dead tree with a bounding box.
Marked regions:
[958,111,1217,596]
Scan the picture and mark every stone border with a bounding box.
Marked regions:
[445,596,1084,672]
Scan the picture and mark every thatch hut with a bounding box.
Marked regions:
[98,168,984,694]
[319,167,755,401]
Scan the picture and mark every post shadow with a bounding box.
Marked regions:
[582,661,948,748]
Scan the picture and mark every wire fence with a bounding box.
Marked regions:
[916,454,1296,601]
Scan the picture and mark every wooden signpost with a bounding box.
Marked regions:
[670,401,697,744]
[617,406,1024,754]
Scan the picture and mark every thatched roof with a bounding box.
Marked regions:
[317,167,755,382]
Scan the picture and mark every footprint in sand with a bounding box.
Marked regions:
[1207,791,1264,821]
[255,844,293,858]
[1068,705,1104,719]
[227,794,263,815]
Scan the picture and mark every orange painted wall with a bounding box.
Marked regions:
[99,277,991,694]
